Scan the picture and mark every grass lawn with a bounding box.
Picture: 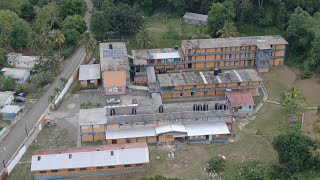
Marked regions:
[237,23,286,37]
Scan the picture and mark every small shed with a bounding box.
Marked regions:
[183,12,208,25]
[79,64,101,88]
[225,91,254,113]
[1,68,30,84]
[0,105,23,121]
[0,91,14,108]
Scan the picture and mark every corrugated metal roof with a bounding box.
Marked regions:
[79,64,101,80]
[0,91,14,107]
[184,121,230,136]
[105,127,156,139]
[225,91,254,107]
[152,52,180,59]
[183,12,208,22]
[1,68,29,79]
[31,143,149,171]
[0,105,22,114]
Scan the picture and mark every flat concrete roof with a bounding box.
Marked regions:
[79,108,107,126]
[79,64,101,80]
[157,69,262,87]
[132,48,182,65]
[6,53,40,63]
[183,12,208,22]
[100,57,129,71]
[181,35,288,50]
[0,105,22,114]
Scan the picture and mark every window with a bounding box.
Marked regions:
[80,168,87,171]
[204,91,208,96]
[180,93,183,97]
[39,171,46,174]
[229,54,232,59]
[96,166,104,170]
[69,154,72,159]
[111,151,114,156]
[136,163,143,167]
[249,106,252,108]
[126,138,130,143]
[124,164,131,168]
[239,106,242,109]
[191,92,195,96]
[51,170,58,173]
[108,166,115,169]
[37,156,41,161]
[68,169,76,172]
[90,80,94,83]
[165,135,171,139]
[188,63,192,69]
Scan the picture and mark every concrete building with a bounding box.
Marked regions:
[0,91,14,108]
[79,106,231,143]
[225,91,255,115]
[1,68,30,84]
[132,47,183,84]
[157,69,262,99]
[100,42,129,96]
[183,12,208,25]
[31,143,149,180]
[181,36,288,72]
[0,105,23,122]
[6,53,40,70]
[79,64,101,88]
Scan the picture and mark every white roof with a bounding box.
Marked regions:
[0,105,22,114]
[79,108,107,126]
[184,121,230,136]
[0,91,14,106]
[152,52,180,59]
[79,64,101,80]
[155,124,186,134]
[183,12,208,22]
[31,143,149,171]
[105,127,156,139]
[1,68,29,79]
[6,53,40,63]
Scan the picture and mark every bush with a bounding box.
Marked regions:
[207,156,225,173]
[70,80,81,93]
[62,45,77,59]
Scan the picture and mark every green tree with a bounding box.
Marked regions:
[9,19,31,50]
[45,54,61,76]
[0,76,15,91]
[275,2,287,29]
[0,10,19,46]
[208,1,235,36]
[280,86,306,115]
[192,25,211,39]
[232,0,253,22]
[167,0,187,15]
[137,28,152,49]
[60,0,87,18]
[63,28,80,45]
[52,30,65,50]
[90,10,108,40]
[78,32,97,57]
[106,3,144,35]
[207,156,225,173]
[0,48,6,69]
[216,21,239,38]
[272,127,314,173]
[61,15,86,34]
[27,31,41,52]
[34,2,60,33]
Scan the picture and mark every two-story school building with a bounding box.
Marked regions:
[157,69,262,100]
[31,143,149,180]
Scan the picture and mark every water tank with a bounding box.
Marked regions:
[197,104,203,111]
[159,105,164,113]
[218,68,222,73]
[214,68,219,76]
[110,109,115,116]
[193,104,197,111]
[215,103,219,110]
[132,107,137,115]
[203,104,208,111]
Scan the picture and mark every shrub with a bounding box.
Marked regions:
[62,45,77,59]
[207,156,225,173]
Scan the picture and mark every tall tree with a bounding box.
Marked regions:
[0,48,6,69]
[9,19,31,50]
[192,25,211,39]
[273,127,314,173]
[0,10,19,46]
[27,31,41,52]
[52,30,65,50]
[208,1,235,36]
[34,2,60,33]
[137,28,152,49]
[275,2,287,29]
[63,28,80,45]
[78,32,97,57]
[61,14,86,34]
[90,11,108,40]
[60,0,87,18]
[280,86,306,115]
[216,21,239,38]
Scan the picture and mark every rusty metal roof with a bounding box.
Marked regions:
[225,91,254,107]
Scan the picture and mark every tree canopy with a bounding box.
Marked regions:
[9,19,31,50]
[61,15,86,34]
[280,86,306,115]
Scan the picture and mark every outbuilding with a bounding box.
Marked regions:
[0,105,23,122]
[0,91,14,108]
[1,68,30,84]
[79,64,101,88]
[225,91,255,116]
[183,12,208,25]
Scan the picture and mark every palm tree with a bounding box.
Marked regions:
[216,22,239,38]
[192,25,211,39]
[137,28,152,49]
[52,30,65,51]
[45,54,61,75]
[78,32,97,57]
[27,31,41,52]
[280,86,306,115]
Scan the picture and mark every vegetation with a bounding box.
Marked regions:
[80,101,102,109]
[140,175,180,180]
[78,31,97,58]
[280,86,306,115]
[207,156,225,173]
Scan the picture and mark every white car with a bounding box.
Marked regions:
[106,98,121,104]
